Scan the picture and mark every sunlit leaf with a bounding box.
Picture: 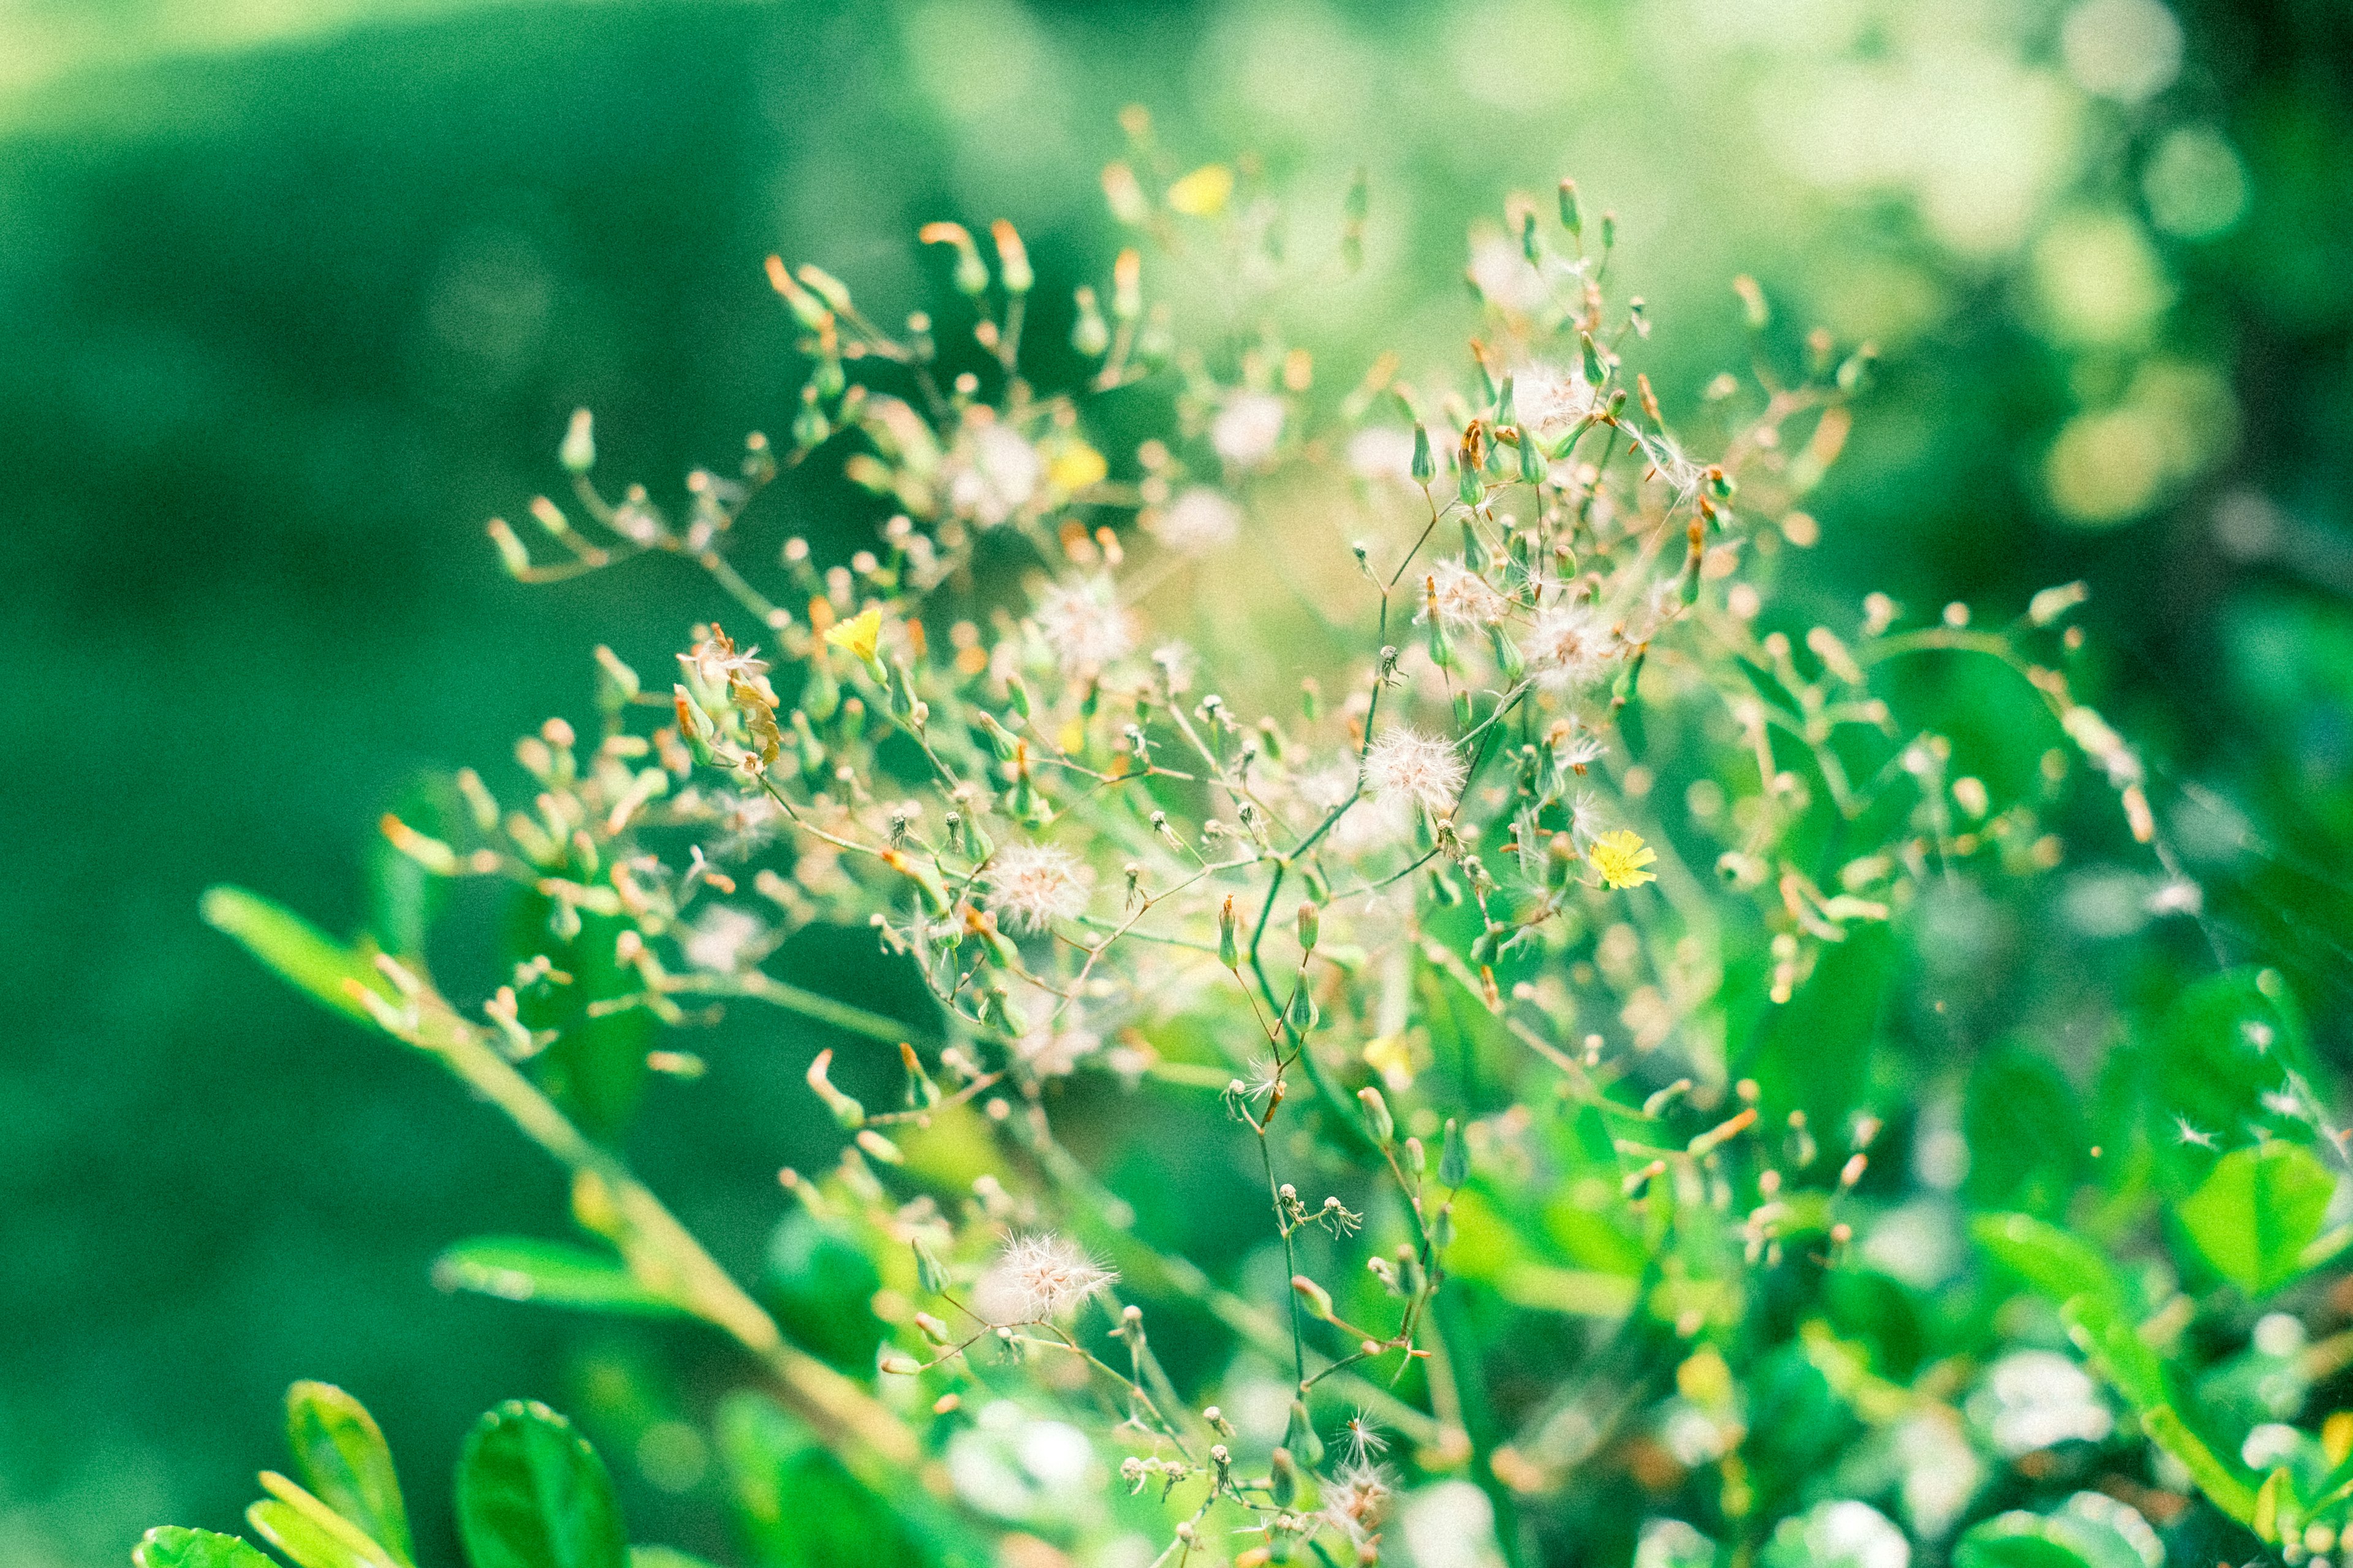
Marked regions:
[201,885,392,1026]
[433,1238,684,1318]
[135,1529,278,1568]
[455,1401,627,1568]
[286,1382,412,1566]
[2176,1142,2335,1295]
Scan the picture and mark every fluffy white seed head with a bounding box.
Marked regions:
[947,417,1042,527]
[1419,559,1509,631]
[1516,360,1598,439]
[1033,576,1137,676]
[973,1233,1117,1324]
[1528,604,1616,692]
[1365,728,1468,814]
[1151,487,1243,553]
[988,841,1094,933]
[1211,391,1286,466]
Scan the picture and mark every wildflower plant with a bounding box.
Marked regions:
[171,122,2349,1568]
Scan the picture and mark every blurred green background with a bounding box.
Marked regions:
[4,1,2348,1564]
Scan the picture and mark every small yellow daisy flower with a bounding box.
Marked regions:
[1590,829,1658,890]
[822,606,884,670]
[1045,439,1108,493]
[1165,164,1235,217]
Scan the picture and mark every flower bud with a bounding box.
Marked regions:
[1291,1274,1334,1320]
[1296,901,1320,955]
[1558,178,1582,238]
[805,1049,865,1129]
[1441,1117,1471,1187]
[1285,1399,1325,1466]
[559,407,596,473]
[1411,422,1435,483]
[1218,895,1240,968]
[1270,1447,1300,1509]
[1358,1086,1395,1144]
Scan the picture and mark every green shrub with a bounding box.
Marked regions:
[167,135,2342,1568]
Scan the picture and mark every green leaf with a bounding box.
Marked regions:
[2176,1142,2335,1295]
[434,1238,686,1318]
[2146,969,2315,1185]
[716,1392,980,1568]
[202,885,392,1026]
[507,898,656,1138]
[285,1382,413,1567]
[1965,1046,2087,1214]
[763,1207,887,1371]
[248,1474,403,1568]
[1971,1213,2126,1315]
[1747,926,1893,1137]
[455,1400,627,1568]
[1955,1504,2156,1568]
[629,1551,723,1568]
[135,1528,279,1568]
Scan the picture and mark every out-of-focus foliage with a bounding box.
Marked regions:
[2,1,2348,1566]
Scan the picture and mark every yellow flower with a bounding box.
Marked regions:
[1363,1034,1417,1091]
[823,606,883,666]
[1165,164,1234,218]
[1590,829,1658,890]
[1046,439,1108,493]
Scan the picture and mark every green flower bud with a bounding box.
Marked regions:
[1441,1117,1471,1187]
[559,407,596,474]
[1358,1086,1395,1143]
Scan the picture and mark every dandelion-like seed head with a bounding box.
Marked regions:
[681,904,768,973]
[1515,360,1597,438]
[1340,1411,1389,1465]
[1018,1018,1103,1078]
[1365,727,1469,815]
[1419,559,1509,631]
[1346,426,1419,485]
[1033,576,1137,676]
[974,1232,1117,1324]
[1211,391,1286,467]
[1151,487,1242,554]
[947,415,1042,527]
[1320,1460,1393,1547]
[988,841,1094,933]
[689,635,769,688]
[1528,604,1616,692]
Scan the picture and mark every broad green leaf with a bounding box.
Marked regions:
[716,1392,971,1568]
[286,1382,413,1567]
[202,885,393,1026]
[2176,1142,2335,1294]
[248,1473,402,1568]
[1953,1517,2089,1568]
[434,1238,686,1317]
[763,1207,887,1371]
[1971,1213,2126,1314]
[1748,926,1893,1137]
[1966,1046,2087,1215]
[2146,969,2315,1186]
[1955,1504,2155,1568]
[455,1400,627,1568]
[135,1528,278,1568]
[507,898,655,1138]
[629,1551,722,1568]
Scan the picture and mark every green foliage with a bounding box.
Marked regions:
[433,1239,691,1319]
[455,1401,628,1568]
[135,1531,280,1568]
[138,130,2353,1568]
[2176,1144,2334,1296]
[284,1382,414,1566]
